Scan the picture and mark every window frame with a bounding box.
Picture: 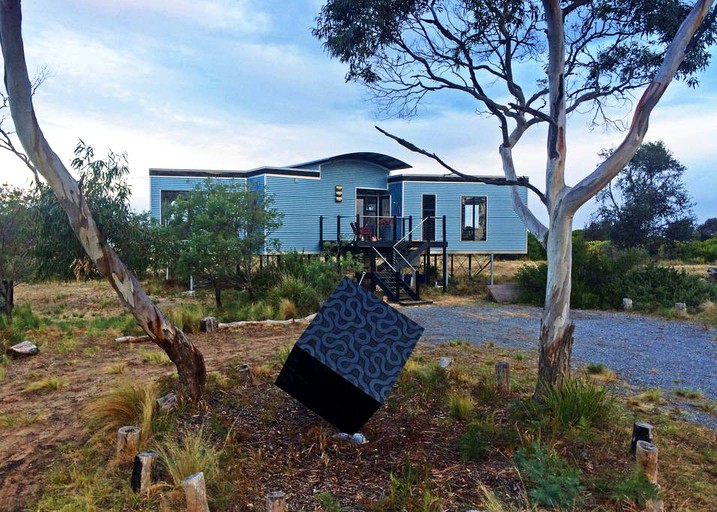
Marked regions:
[460,195,487,242]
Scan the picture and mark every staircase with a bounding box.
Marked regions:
[372,239,430,303]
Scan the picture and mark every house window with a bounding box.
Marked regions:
[160,190,186,225]
[461,196,487,241]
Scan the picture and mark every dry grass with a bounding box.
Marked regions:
[24,376,68,393]
[157,428,220,487]
[140,349,172,366]
[83,381,158,444]
[103,361,127,375]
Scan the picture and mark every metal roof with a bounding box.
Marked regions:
[291,152,412,171]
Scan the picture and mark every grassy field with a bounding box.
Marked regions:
[1,280,716,511]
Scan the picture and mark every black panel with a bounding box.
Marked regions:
[276,346,381,434]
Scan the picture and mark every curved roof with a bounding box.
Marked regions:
[292,152,412,171]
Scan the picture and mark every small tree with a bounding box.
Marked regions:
[696,217,717,241]
[33,141,156,280]
[587,141,695,253]
[0,184,35,322]
[164,180,282,306]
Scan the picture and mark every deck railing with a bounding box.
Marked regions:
[318,214,446,247]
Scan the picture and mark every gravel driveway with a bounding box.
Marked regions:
[402,303,717,426]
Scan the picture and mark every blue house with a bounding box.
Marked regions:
[150,152,528,302]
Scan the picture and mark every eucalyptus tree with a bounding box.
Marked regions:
[314,0,717,396]
[0,1,206,401]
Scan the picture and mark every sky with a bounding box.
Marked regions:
[1,0,716,228]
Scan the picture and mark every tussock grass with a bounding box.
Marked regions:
[25,376,68,393]
[140,349,172,365]
[538,377,614,430]
[103,361,127,375]
[277,298,297,320]
[0,412,45,427]
[157,428,220,487]
[83,381,158,444]
[0,365,5,383]
[447,391,475,421]
[167,304,207,334]
[675,388,704,400]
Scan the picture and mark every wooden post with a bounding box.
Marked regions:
[116,426,141,457]
[393,214,398,241]
[495,362,511,395]
[442,215,448,292]
[183,472,210,512]
[199,317,217,333]
[631,421,654,455]
[238,364,253,386]
[131,451,158,494]
[489,254,494,285]
[266,491,287,512]
[408,216,413,241]
[336,215,341,259]
[636,441,658,483]
[468,254,472,280]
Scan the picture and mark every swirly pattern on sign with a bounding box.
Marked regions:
[296,277,424,403]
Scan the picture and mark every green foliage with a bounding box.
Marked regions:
[316,492,342,512]
[526,233,546,260]
[675,237,717,264]
[622,264,717,310]
[540,378,614,431]
[87,314,138,336]
[515,441,582,509]
[517,232,647,309]
[586,363,607,375]
[32,141,156,280]
[447,391,475,421]
[0,304,43,344]
[374,458,441,512]
[167,304,208,334]
[162,179,282,306]
[611,468,661,507]
[588,141,695,254]
[458,418,495,461]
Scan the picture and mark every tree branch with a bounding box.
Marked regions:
[566,0,716,212]
[375,125,547,205]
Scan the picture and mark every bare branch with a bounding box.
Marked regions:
[375,125,547,205]
[566,0,716,212]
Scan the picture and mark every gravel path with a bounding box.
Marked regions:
[402,303,717,427]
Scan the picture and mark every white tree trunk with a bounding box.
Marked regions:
[535,205,575,398]
[0,0,206,400]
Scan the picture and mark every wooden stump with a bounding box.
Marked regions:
[622,298,633,311]
[200,317,218,333]
[116,426,141,457]
[131,451,157,493]
[631,421,654,455]
[266,491,286,512]
[636,441,663,512]
[238,364,254,386]
[156,393,178,413]
[495,362,511,395]
[183,472,210,512]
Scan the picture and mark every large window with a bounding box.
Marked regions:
[461,196,487,241]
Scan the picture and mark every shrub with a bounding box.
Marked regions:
[167,304,207,334]
[87,314,139,336]
[158,428,220,486]
[515,441,582,508]
[268,274,320,317]
[586,363,607,375]
[277,298,297,320]
[459,420,493,461]
[541,377,614,430]
[611,468,661,507]
[622,264,717,310]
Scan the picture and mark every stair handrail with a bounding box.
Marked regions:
[393,216,429,250]
[372,246,397,273]
[394,246,416,273]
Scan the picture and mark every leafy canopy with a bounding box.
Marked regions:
[163,179,282,306]
[588,141,695,252]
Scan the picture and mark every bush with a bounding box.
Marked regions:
[622,264,717,310]
[611,468,661,507]
[540,377,614,430]
[515,441,582,508]
[674,237,717,263]
[458,418,495,461]
[0,304,44,344]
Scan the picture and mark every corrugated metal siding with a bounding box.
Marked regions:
[401,181,527,253]
[389,182,403,217]
[265,161,389,252]
[149,176,247,222]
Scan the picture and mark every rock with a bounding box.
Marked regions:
[156,393,178,413]
[199,316,218,333]
[486,283,521,303]
[438,357,453,369]
[675,302,687,312]
[333,432,368,445]
[623,298,633,311]
[6,340,39,358]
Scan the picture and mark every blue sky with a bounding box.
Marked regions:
[2,0,716,228]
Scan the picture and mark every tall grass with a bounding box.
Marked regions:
[157,428,220,486]
[167,304,208,334]
[541,378,614,430]
[83,381,158,443]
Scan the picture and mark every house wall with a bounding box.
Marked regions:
[399,180,528,254]
[149,175,247,223]
[265,160,389,253]
[388,182,403,217]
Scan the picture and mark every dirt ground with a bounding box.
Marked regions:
[0,281,308,510]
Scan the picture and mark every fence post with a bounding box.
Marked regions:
[319,215,323,249]
[393,215,398,241]
[442,215,447,291]
[408,216,413,241]
[336,215,341,261]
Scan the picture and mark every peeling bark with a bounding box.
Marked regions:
[0,0,206,400]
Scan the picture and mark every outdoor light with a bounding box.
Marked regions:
[335,185,343,202]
